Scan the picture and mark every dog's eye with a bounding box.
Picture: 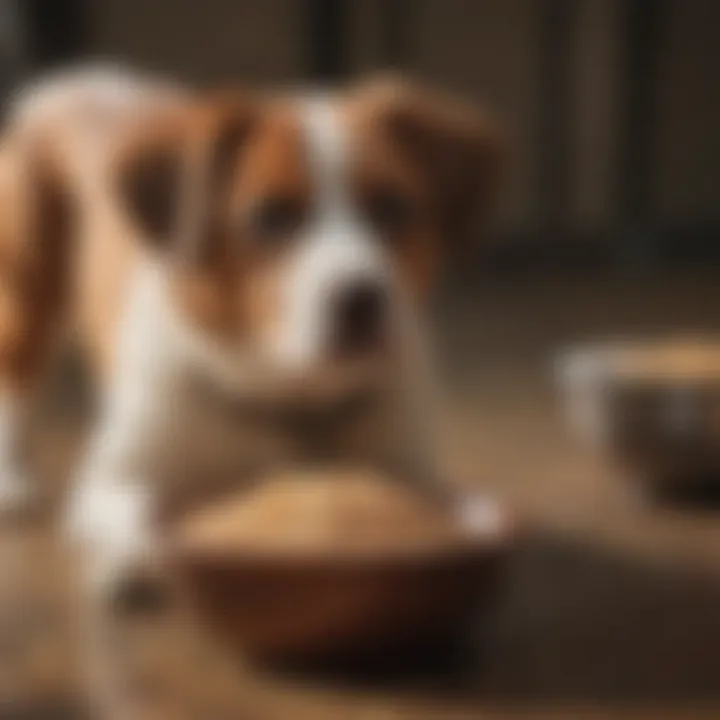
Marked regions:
[364,189,416,236]
[248,197,305,239]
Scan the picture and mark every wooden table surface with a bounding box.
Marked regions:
[2,271,720,719]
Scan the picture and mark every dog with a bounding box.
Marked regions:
[0,65,504,604]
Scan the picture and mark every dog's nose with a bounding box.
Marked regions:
[332,280,387,356]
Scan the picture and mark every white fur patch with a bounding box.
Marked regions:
[9,63,181,129]
[268,98,392,370]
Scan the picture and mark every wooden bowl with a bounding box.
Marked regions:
[556,338,720,494]
[167,492,515,665]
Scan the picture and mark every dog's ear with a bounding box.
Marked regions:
[29,149,74,266]
[352,76,506,249]
[114,114,181,244]
[114,93,258,259]
[3,136,75,283]
[0,136,74,377]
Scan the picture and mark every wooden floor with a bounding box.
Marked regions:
[2,270,720,719]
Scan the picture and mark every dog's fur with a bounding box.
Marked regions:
[0,66,503,602]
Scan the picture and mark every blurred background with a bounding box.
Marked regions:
[1,1,720,718]
[2,0,720,270]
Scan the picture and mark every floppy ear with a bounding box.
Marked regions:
[353,76,506,248]
[114,114,182,244]
[5,137,75,287]
[114,93,257,258]
[29,151,75,271]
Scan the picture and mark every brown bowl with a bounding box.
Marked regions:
[167,493,516,664]
[556,338,720,494]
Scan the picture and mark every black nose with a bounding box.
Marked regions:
[332,280,387,356]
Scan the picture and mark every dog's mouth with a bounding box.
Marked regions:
[190,360,388,438]
[190,351,391,414]
[292,355,390,400]
[177,310,395,407]
[268,358,391,409]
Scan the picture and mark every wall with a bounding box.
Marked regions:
[84,0,720,241]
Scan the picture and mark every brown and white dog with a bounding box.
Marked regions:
[0,66,504,600]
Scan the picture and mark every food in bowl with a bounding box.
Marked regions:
[592,340,720,383]
[173,467,496,556]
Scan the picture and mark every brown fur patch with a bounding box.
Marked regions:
[343,104,439,300]
[346,76,506,254]
[130,101,314,349]
[0,134,73,390]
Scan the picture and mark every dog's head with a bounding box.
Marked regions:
[114,78,505,401]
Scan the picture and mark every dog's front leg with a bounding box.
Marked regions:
[391,393,444,492]
[67,402,171,612]
[66,378,206,719]
[387,320,446,492]
[67,427,166,719]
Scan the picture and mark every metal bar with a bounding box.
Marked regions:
[307,0,348,82]
[618,0,665,224]
[536,0,576,233]
[383,0,409,69]
[17,0,89,69]
[0,0,30,104]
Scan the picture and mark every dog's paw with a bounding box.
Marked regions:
[69,481,170,614]
[83,532,172,618]
[109,566,171,616]
[92,548,171,617]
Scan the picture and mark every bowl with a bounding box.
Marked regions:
[556,338,720,494]
[166,488,515,665]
